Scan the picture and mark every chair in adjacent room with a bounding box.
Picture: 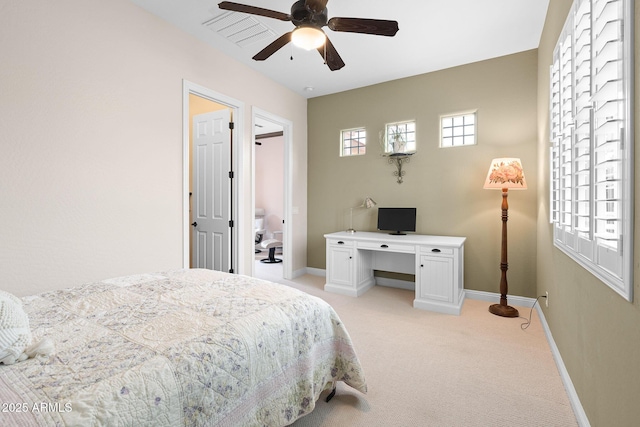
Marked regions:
[254,208,266,253]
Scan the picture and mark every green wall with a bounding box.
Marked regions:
[308,50,539,297]
[537,1,640,425]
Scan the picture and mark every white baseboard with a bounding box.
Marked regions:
[373,276,415,290]
[304,268,415,291]
[305,267,325,277]
[535,304,590,426]
[465,290,589,426]
[465,289,536,307]
[291,267,310,279]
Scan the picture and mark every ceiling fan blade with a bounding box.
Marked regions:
[218,1,291,21]
[328,17,399,37]
[252,32,292,61]
[317,35,345,71]
[305,0,329,13]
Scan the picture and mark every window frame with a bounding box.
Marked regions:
[440,110,477,148]
[340,127,367,157]
[549,0,634,302]
[383,120,416,154]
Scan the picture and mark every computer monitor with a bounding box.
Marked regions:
[377,207,416,235]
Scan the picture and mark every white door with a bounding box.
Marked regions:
[192,109,232,272]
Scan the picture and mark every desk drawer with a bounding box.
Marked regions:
[327,239,354,248]
[420,246,454,255]
[357,241,415,253]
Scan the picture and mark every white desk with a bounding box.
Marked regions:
[324,231,466,315]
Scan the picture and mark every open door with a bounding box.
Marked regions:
[183,80,245,274]
[191,109,232,272]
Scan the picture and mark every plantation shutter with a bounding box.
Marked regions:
[549,0,632,301]
[573,0,592,259]
[592,0,626,278]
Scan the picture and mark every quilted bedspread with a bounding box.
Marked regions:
[0,269,367,426]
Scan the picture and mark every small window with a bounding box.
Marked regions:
[341,128,366,156]
[384,121,416,154]
[440,111,477,147]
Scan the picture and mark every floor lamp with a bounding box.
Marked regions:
[346,197,377,233]
[483,158,527,317]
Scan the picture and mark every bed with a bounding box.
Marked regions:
[0,268,367,426]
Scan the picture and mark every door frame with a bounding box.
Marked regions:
[182,80,245,272]
[251,107,293,280]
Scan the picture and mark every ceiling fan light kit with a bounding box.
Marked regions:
[218,0,399,70]
[291,26,326,50]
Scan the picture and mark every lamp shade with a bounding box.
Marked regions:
[483,158,527,190]
[291,26,326,50]
[347,197,377,233]
[363,197,377,209]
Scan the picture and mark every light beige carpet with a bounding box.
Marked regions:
[274,274,578,427]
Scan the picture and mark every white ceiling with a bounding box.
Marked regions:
[130,0,550,98]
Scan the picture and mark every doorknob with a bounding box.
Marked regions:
[191,222,198,227]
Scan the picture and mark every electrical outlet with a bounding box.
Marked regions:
[545,291,549,308]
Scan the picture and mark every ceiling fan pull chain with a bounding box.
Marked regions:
[323,41,327,65]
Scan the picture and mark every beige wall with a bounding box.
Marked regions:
[0,0,307,296]
[537,1,640,425]
[308,50,539,297]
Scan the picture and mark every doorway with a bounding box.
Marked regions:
[252,108,293,281]
[254,117,284,281]
[182,80,244,273]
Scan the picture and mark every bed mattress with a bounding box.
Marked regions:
[0,269,366,426]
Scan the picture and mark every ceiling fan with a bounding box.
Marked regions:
[218,0,399,71]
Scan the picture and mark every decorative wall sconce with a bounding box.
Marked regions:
[380,122,416,184]
[384,152,414,184]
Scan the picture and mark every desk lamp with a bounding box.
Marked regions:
[347,197,377,233]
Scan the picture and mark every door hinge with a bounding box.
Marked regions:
[228,171,234,179]
[229,122,234,130]
[229,220,234,228]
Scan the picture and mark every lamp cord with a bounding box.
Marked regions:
[520,295,547,330]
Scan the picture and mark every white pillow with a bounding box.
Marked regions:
[0,290,33,364]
